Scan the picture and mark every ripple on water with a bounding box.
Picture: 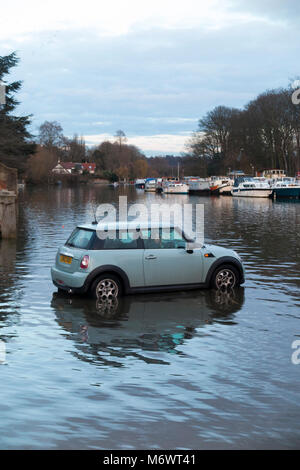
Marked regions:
[0,187,299,449]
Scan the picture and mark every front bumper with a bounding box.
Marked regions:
[239,261,246,285]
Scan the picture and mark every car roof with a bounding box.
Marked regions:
[77,221,178,231]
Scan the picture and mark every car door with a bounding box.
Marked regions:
[91,230,145,288]
[142,228,203,287]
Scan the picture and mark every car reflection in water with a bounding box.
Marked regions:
[51,288,244,367]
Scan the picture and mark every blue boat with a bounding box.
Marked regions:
[272,178,300,199]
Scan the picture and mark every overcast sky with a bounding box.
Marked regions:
[0,0,299,155]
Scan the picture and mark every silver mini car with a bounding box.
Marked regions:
[51,221,245,299]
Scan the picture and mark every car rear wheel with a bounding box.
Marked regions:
[91,274,122,300]
[212,264,240,290]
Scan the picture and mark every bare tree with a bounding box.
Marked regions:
[38,121,65,149]
[64,134,86,162]
[114,129,127,148]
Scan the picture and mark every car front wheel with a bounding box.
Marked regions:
[91,274,122,300]
[211,264,240,290]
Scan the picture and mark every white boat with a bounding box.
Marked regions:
[144,178,157,192]
[163,181,189,194]
[210,176,234,195]
[271,177,300,199]
[231,177,272,198]
[256,169,286,180]
[219,183,234,194]
[187,177,210,194]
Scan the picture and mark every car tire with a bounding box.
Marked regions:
[211,264,240,290]
[91,274,122,300]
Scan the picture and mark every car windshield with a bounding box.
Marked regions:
[65,228,94,249]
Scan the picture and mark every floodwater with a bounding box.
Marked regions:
[0,185,299,449]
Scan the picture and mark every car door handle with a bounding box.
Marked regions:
[145,255,157,260]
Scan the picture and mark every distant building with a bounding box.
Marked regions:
[0,161,18,194]
[81,163,96,174]
[52,161,96,175]
[52,162,74,174]
[0,162,17,238]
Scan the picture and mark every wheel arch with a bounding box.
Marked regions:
[84,265,130,294]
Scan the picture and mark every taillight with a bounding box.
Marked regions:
[80,255,90,269]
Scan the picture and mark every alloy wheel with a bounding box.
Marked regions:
[95,278,119,300]
[215,268,236,290]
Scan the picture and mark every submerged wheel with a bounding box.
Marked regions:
[212,264,240,290]
[91,274,122,300]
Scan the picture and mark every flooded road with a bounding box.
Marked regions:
[0,186,299,449]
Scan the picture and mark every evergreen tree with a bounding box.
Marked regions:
[0,52,35,172]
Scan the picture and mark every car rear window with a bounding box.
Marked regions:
[65,228,95,249]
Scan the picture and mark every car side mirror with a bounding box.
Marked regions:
[186,242,194,254]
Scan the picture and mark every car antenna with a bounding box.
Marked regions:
[91,201,98,225]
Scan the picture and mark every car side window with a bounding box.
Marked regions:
[160,228,186,249]
[90,230,139,250]
[142,228,186,249]
[141,229,162,249]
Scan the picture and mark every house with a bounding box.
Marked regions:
[81,163,96,174]
[52,162,75,174]
[0,161,18,194]
[52,162,96,175]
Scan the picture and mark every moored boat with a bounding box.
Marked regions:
[144,178,157,192]
[187,177,210,194]
[231,177,272,198]
[210,176,234,195]
[162,181,189,194]
[135,178,146,189]
[271,178,300,199]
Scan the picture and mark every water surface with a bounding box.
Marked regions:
[0,186,299,449]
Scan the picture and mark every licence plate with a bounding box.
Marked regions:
[60,255,72,264]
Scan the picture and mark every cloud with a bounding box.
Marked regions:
[1,0,266,40]
[0,1,222,39]
[230,0,300,23]
[1,1,299,154]
[84,132,189,155]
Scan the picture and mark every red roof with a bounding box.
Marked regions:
[60,162,75,169]
[82,163,96,170]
